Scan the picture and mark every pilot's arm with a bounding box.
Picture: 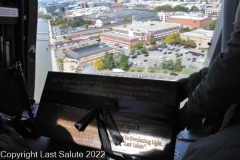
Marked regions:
[178,3,240,131]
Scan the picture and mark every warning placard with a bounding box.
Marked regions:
[0,7,18,17]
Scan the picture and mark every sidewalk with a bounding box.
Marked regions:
[48,20,58,71]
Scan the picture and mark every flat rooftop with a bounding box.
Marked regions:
[181,29,213,39]
[66,44,114,60]
[101,32,137,40]
[169,16,208,20]
[114,21,181,32]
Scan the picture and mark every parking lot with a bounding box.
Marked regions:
[129,46,206,70]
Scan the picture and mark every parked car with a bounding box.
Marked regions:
[170,73,178,76]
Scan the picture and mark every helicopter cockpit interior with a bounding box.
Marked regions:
[0,0,239,159]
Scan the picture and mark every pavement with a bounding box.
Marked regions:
[48,20,58,72]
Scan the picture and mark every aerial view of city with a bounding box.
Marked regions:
[35,0,220,100]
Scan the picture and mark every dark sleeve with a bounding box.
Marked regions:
[188,67,209,90]
[181,28,240,128]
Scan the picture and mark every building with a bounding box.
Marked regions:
[95,17,125,27]
[65,44,119,67]
[100,21,182,49]
[132,12,159,22]
[158,12,185,22]
[88,2,113,8]
[180,29,213,49]
[166,15,212,28]
[100,32,139,49]
[205,6,221,16]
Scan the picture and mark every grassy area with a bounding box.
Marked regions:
[179,67,201,75]
[147,66,201,75]
[129,66,145,72]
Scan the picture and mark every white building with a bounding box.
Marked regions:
[158,12,186,22]
[205,5,221,16]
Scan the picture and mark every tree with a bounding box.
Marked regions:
[173,5,189,12]
[72,45,78,49]
[84,43,89,46]
[161,58,167,69]
[102,52,114,69]
[140,47,147,54]
[130,48,135,55]
[58,58,64,72]
[124,18,132,23]
[153,5,173,12]
[189,40,196,48]
[114,55,120,68]
[161,40,167,46]
[70,20,80,28]
[149,38,156,45]
[133,42,144,49]
[93,59,103,70]
[182,27,191,33]
[165,33,180,44]
[166,60,174,71]
[119,54,129,70]
[204,20,217,30]
[166,34,175,43]
[173,58,183,72]
[190,6,200,12]
[84,24,88,29]
[62,49,68,55]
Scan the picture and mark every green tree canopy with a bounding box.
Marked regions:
[190,6,200,12]
[119,54,129,70]
[102,52,114,69]
[140,47,147,54]
[161,58,167,69]
[173,5,189,12]
[133,42,144,49]
[173,58,184,72]
[153,5,173,12]
[166,60,174,71]
[204,20,217,30]
[130,48,136,55]
[161,58,184,72]
[149,38,156,45]
[154,5,189,12]
[182,27,191,32]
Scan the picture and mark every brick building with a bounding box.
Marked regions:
[166,16,212,28]
[100,21,182,49]
[100,32,139,49]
